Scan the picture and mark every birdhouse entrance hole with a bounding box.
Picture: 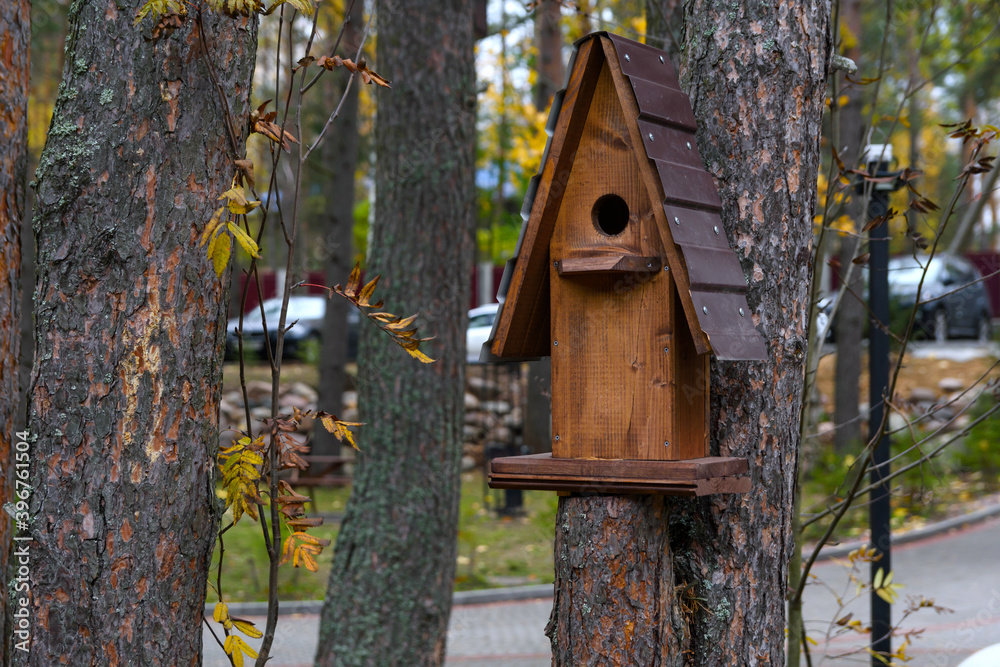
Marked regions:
[592,194,630,236]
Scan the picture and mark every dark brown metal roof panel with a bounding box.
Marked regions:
[691,290,767,360]
[688,290,766,360]
[638,120,703,169]
[654,159,723,210]
[689,290,755,332]
[631,83,698,131]
[703,331,768,361]
[606,33,682,90]
[662,205,733,249]
[682,246,748,292]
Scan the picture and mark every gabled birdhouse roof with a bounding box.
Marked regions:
[483,32,766,362]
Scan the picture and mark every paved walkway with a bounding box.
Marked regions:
[205,515,1000,666]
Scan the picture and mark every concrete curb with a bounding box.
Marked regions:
[212,584,556,618]
[211,502,1000,617]
[811,500,1000,562]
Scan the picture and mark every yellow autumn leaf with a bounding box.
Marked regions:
[342,264,361,298]
[200,207,226,248]
[223,634,258,666]
[210,232,231,277]
[219,185,248,205]
[319,414,363,450]
[228,222,261,258]
[296,545,320,571]
[279,532,296,566]
[134,0,186,24]
[239,448,264,467]
[232,619,263,639]
[209,0,264,17]
[291,531,330,546]
[358,275,381,306]
[280,532,330,571]
[266,0,315,15]
[213,602,229,623]
[386,315,417,330]
[406,347,435,364]
[229,199,261,215]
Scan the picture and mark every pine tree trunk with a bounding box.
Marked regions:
[533,0,564,111]
[547,2,830,664]
[16,3,256,663]
[833,0,865,456]
[313,1,476,664]
[312,0,363,458]
[0,1,29,662]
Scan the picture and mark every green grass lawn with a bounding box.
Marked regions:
[208,473,558,603]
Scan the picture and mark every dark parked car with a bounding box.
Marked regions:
[889,254,992,342]
[225,296,359,361]
[815,254,993,343]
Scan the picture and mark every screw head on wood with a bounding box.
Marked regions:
[625,54,631,62]
[646,262,652,268]
[553,340,558,346]
[555,435,560,441]
[664,441,669,447]
[663,347,669,353]
[553,260,558,267]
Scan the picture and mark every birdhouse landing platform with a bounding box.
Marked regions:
[489,454,751,496]
[483,32,766,496]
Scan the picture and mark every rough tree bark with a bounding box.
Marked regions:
[833,0,865,456]
[313,0,476,664]
[0,0,29,662]
[16,2,256,663]
[546,2,830,665]
[533,0,564,111]
[312,0,363,460]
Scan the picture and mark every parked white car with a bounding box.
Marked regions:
[466,303,499,363]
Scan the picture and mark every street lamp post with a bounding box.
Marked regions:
[859,143,903,665]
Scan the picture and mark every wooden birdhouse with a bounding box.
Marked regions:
[483,33,766,496]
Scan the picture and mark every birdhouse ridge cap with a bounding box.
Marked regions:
[485,32,766,362]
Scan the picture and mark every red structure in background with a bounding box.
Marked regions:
[966,251,1000,318]
[232,265,508,316]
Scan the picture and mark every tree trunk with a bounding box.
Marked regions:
[833,0,865,456]
[644,0,683,61]
[16,3,256,663]
[312,0,364,461]
[546,2,830,664]
[313,0,475,664]
[905,8,922,248]
[534,0,564,111]
[1,1,29,662]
